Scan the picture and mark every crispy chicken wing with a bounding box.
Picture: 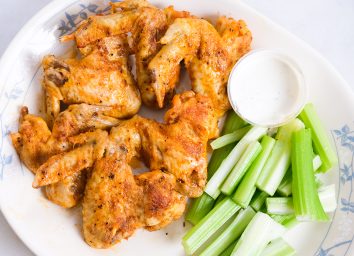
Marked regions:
[43,35,140,126]
[149,17,252,117]
[10,107,68,172]
[11,106,117,207]
[45,170,88,208]
[83,153,144,248]
[136,170,187,231]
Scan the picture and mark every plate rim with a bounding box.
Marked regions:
[0,0,353,255]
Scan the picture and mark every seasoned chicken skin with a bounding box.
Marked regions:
[62,0,190,108]
[149,17,252,117]
[42,35,140,126]
[31,91,212,248]
[11,106,117,207]
[33,92,213,197]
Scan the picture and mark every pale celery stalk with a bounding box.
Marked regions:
[222,110,248,134]
[233,136,276,207]
[256,119,304,195]
[266,197,294,215]
[230,212,286,256]
[270,214,298,228]
[211,126,251,149]
[200,207,256,256]
[205,126,268,199]
[182,198,241,255]
[250,190,268,212]
[221,141,262,195]
[267,185,336,215]
[260,238,296,256]
[277,155,323,196]
[208,144,236,180]
[292,128,329,221]
[299,103,338,172]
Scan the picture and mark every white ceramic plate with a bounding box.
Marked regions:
[0,0,353,255]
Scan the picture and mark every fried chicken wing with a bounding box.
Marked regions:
[149,17,252,117]
[11,106,117,207]
[43,35,140,126]
[136,170,187,231]
[33,129,108,188]
[83,153,144,248]
[45,170,88,208]
[10,107,68,172]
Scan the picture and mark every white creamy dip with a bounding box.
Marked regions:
[228,50,306,127]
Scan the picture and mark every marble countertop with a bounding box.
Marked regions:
[0,0,353,255]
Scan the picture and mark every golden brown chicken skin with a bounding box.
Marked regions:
[11,105,117,207]
[62,0,191,108]
[45,170,88,208]
[42,35,140,127]
[33,92,213,197]
[149,17,252,118]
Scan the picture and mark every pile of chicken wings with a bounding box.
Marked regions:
[11,0,251,248]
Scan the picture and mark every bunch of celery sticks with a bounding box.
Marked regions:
[182,103,338,256]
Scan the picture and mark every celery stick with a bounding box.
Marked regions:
[313,154,322,172]
[318,184,337,212]
[214,193,227,207]
[211,126,251,149]
[257,119,304,195]
[206,126,268,199]
[277,168,293,197]
[299,103,338,172]
[270,214,298,229]
[250,190,268,211]
[200,207,256,256]
[185,193,214,225]
[231,212,286,256]
[182,198,241,255]
[277,155,323,196]
[268,185,337,215]
[266,198,294,215]
[221,141,262,195]
[292,129,329,221]
[220,240,238,256]
[222,110,248,134]
[233,136,276,207]
[260,238,296,256]
[208,143,236,180]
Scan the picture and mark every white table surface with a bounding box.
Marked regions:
[0,0,353,255]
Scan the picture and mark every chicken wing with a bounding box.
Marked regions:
[136,170,187,231]
[45,170,88,208]
[43,35,140,126]
[83,153,144,248]
[11,106,116,207]
[10,107,68,172]
[149,17,252,118]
